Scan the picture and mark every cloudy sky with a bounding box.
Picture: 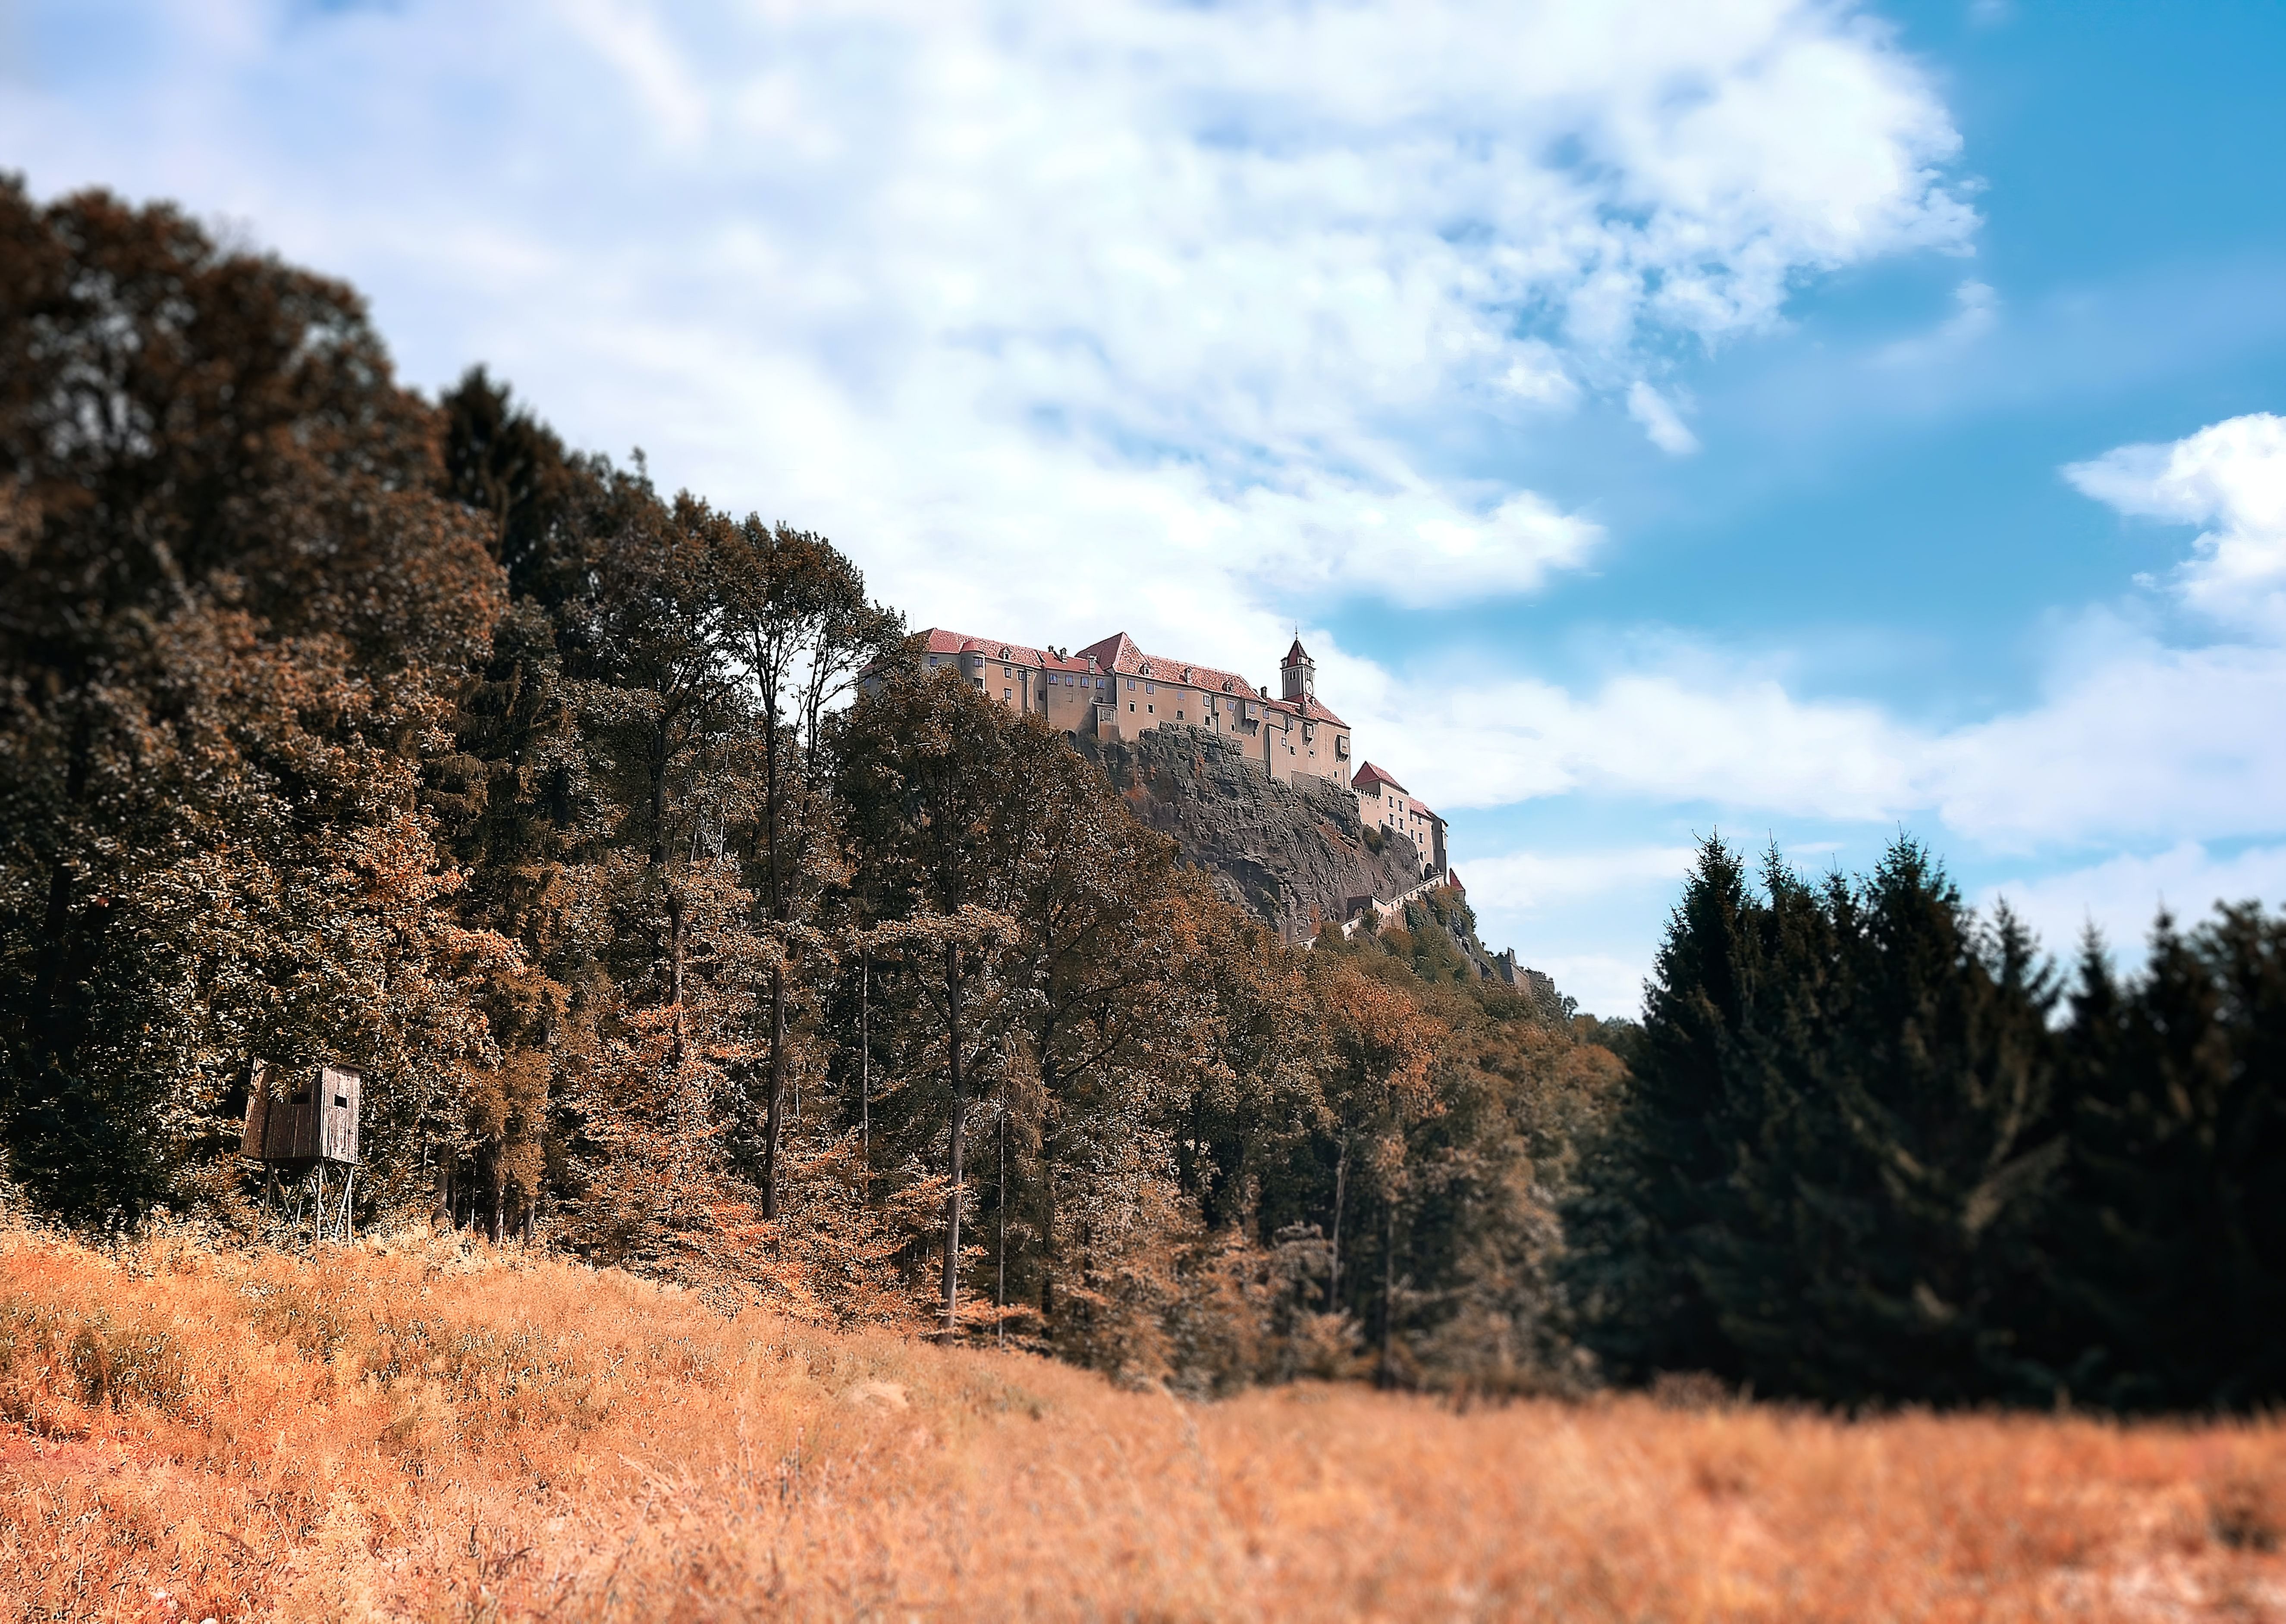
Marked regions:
[8,0,2285,1016]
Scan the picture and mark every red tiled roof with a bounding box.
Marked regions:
[1285,637,1310,665]
[1262,692,1349,727]
[915,628,1099,673]
[1076,632,1259,700]
[1352,761,1406,794]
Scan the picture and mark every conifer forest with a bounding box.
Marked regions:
[3,181,2282,1415]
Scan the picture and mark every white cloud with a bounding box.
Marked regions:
[1981,841,2286,962]
[1927,635,2286,848]
[2065,412,2286,634]
[1356,625,2286,857]
[1338,650,1923,818]
[1525,955,1651,1022]
[1,0,1973,653]
[1462,846,1700,911]
[5,0,2001,1020]
[1626,381,1700,455]
[1876,276,1997,365]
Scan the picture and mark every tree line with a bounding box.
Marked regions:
[1565,835,2286,1412]
[0,181,1616,1393]
[8,180,2277,1411]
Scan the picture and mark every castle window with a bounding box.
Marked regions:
[1127,679,1136,690]
[1144,682,1155,693]
[1004,688,1012,700]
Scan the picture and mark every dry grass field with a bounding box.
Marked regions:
[1,1222,2281,1622]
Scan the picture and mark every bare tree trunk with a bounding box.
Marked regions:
[996,1091,1007,1349]
[761,963,787,1218]
[859,954,870,1183]
[669,889,686,1068]
[26,710,94,1075]
[760,667,788,1220]
[1379,1197,1397,1387]
[489,1153,504,1245]
[943,945,966,1337]
[1326,1137,1350,1312]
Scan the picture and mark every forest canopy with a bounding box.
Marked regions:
[0,181,1615,1395]
[2,180,2279,1409]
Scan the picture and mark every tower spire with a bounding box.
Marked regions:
[1279,629,1315,702]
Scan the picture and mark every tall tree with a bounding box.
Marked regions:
[712,519,901,1216]
[1566,836,2065,1402]
[1745,846,2063,1403]
[0,180,504,1215]
[2046,906,2286,1408]
[1562,835,1760,1382]
[831,664,1194,1334]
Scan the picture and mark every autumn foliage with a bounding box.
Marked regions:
[0,179,1621,1392]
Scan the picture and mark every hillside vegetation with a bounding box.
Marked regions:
[5,171,2285,1442]
[6,1221,2286,1623]
[0,179,1617,1394]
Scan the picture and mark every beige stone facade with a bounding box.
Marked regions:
[909,625,1445,876]
[1351,761,1447,875]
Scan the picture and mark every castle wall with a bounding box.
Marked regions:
[919,626,1372,824]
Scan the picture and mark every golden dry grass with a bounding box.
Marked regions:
[1,1223,2281,1622]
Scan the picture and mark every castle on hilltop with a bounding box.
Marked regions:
[913,626,1448,878]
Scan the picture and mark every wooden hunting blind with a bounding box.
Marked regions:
[242,1060,361,1240]
[242,1061,361,1166]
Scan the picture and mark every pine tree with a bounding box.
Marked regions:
[1566,836,2067,1402]
[1562,834,1758,1381]
[1741,844,2063,1403]
[2047,906,2286,1409]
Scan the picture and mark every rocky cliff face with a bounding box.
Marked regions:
[1078,726,1577,1011]
[1078,726,1426,941]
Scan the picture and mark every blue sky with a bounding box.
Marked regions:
[7,0,2285,1016]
